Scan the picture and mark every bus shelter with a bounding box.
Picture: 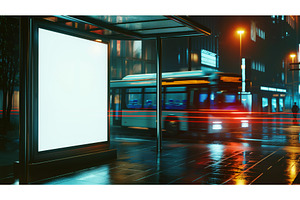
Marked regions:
[19,16,211,183]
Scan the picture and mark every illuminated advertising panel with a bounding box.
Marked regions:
[201,49,216,67]
[38,28,108,152]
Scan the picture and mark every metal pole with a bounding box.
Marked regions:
[292,57,295,103]
[156,37,162,153]
[188,37,191,71]
[285,60,287,85]
[19,17,31,184]
[239,33,242,64]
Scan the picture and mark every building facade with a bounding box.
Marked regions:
[217,16,298,112]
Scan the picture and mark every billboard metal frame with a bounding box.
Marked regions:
[19,17,114,183]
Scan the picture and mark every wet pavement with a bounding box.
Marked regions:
[3,114,300,185]
[37,140,300,185]
[40,120,300,185]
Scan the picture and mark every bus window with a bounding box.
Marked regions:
[225,94,236,103]
[143,87,165,109]
[144,87,156,109]
[126,88,142,109]
[198,87,209,109]
[211,92,239,109]
[199,93,208,108]
[165,87,187,110]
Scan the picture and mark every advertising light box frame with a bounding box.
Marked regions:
[30,20,110,162]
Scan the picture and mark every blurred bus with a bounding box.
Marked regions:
[110,70,249,135]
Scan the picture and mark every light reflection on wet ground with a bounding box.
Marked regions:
[40,115,300,184]
[43,139,300,185]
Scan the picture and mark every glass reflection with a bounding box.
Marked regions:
[208,144,224,162]
[235,176,246,185]
[287,152,298,184]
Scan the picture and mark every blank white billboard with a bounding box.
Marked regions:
[38,28,108,152]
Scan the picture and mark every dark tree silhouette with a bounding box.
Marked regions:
[0,17,19,133]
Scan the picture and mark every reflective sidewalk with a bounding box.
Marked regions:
[34,137,300,185]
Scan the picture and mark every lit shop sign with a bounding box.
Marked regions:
[220,76,240,83]
[162,80,210,85]
[201,49,216,67]
[38,28,108,152]
[260,86,286,93]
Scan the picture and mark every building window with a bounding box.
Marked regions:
[251,61,265,72]
[272,98,277,112]
[279,98,283,111]
[133,40,142,59]
[262,97,268,112]
[117,40,121,56]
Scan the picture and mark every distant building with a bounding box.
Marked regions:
[217,16,298,112]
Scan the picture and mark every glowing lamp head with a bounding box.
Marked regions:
[237,30,245,35]
[290,54,296,58]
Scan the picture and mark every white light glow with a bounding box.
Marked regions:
[212,121,222,130]
[242,58,246,92]
[38,28,108,152]
[212,124,222,130]
[241,120,249,128]
[201,49,216,67]
[260,86,286,93]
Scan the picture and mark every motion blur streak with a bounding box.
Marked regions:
[110,114,299,121]
[110,110,295,115]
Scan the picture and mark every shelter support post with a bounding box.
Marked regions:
[156,37,162,153]
[19,17,32,184]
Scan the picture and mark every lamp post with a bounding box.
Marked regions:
[237,30,245,92]
[290,53,296,104]
[237,30,244,65]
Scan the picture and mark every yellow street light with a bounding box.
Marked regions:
[237,30,245,62]
[290,53,297,103]
[237,29,245,92]
[237,30,245,35]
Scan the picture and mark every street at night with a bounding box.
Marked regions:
[30,113,300,185]
[3,7,300,199]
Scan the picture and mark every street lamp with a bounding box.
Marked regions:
[290,53,296,61]
[237,29,245,92]
[290,53,296,103]
[237,30,245,63]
